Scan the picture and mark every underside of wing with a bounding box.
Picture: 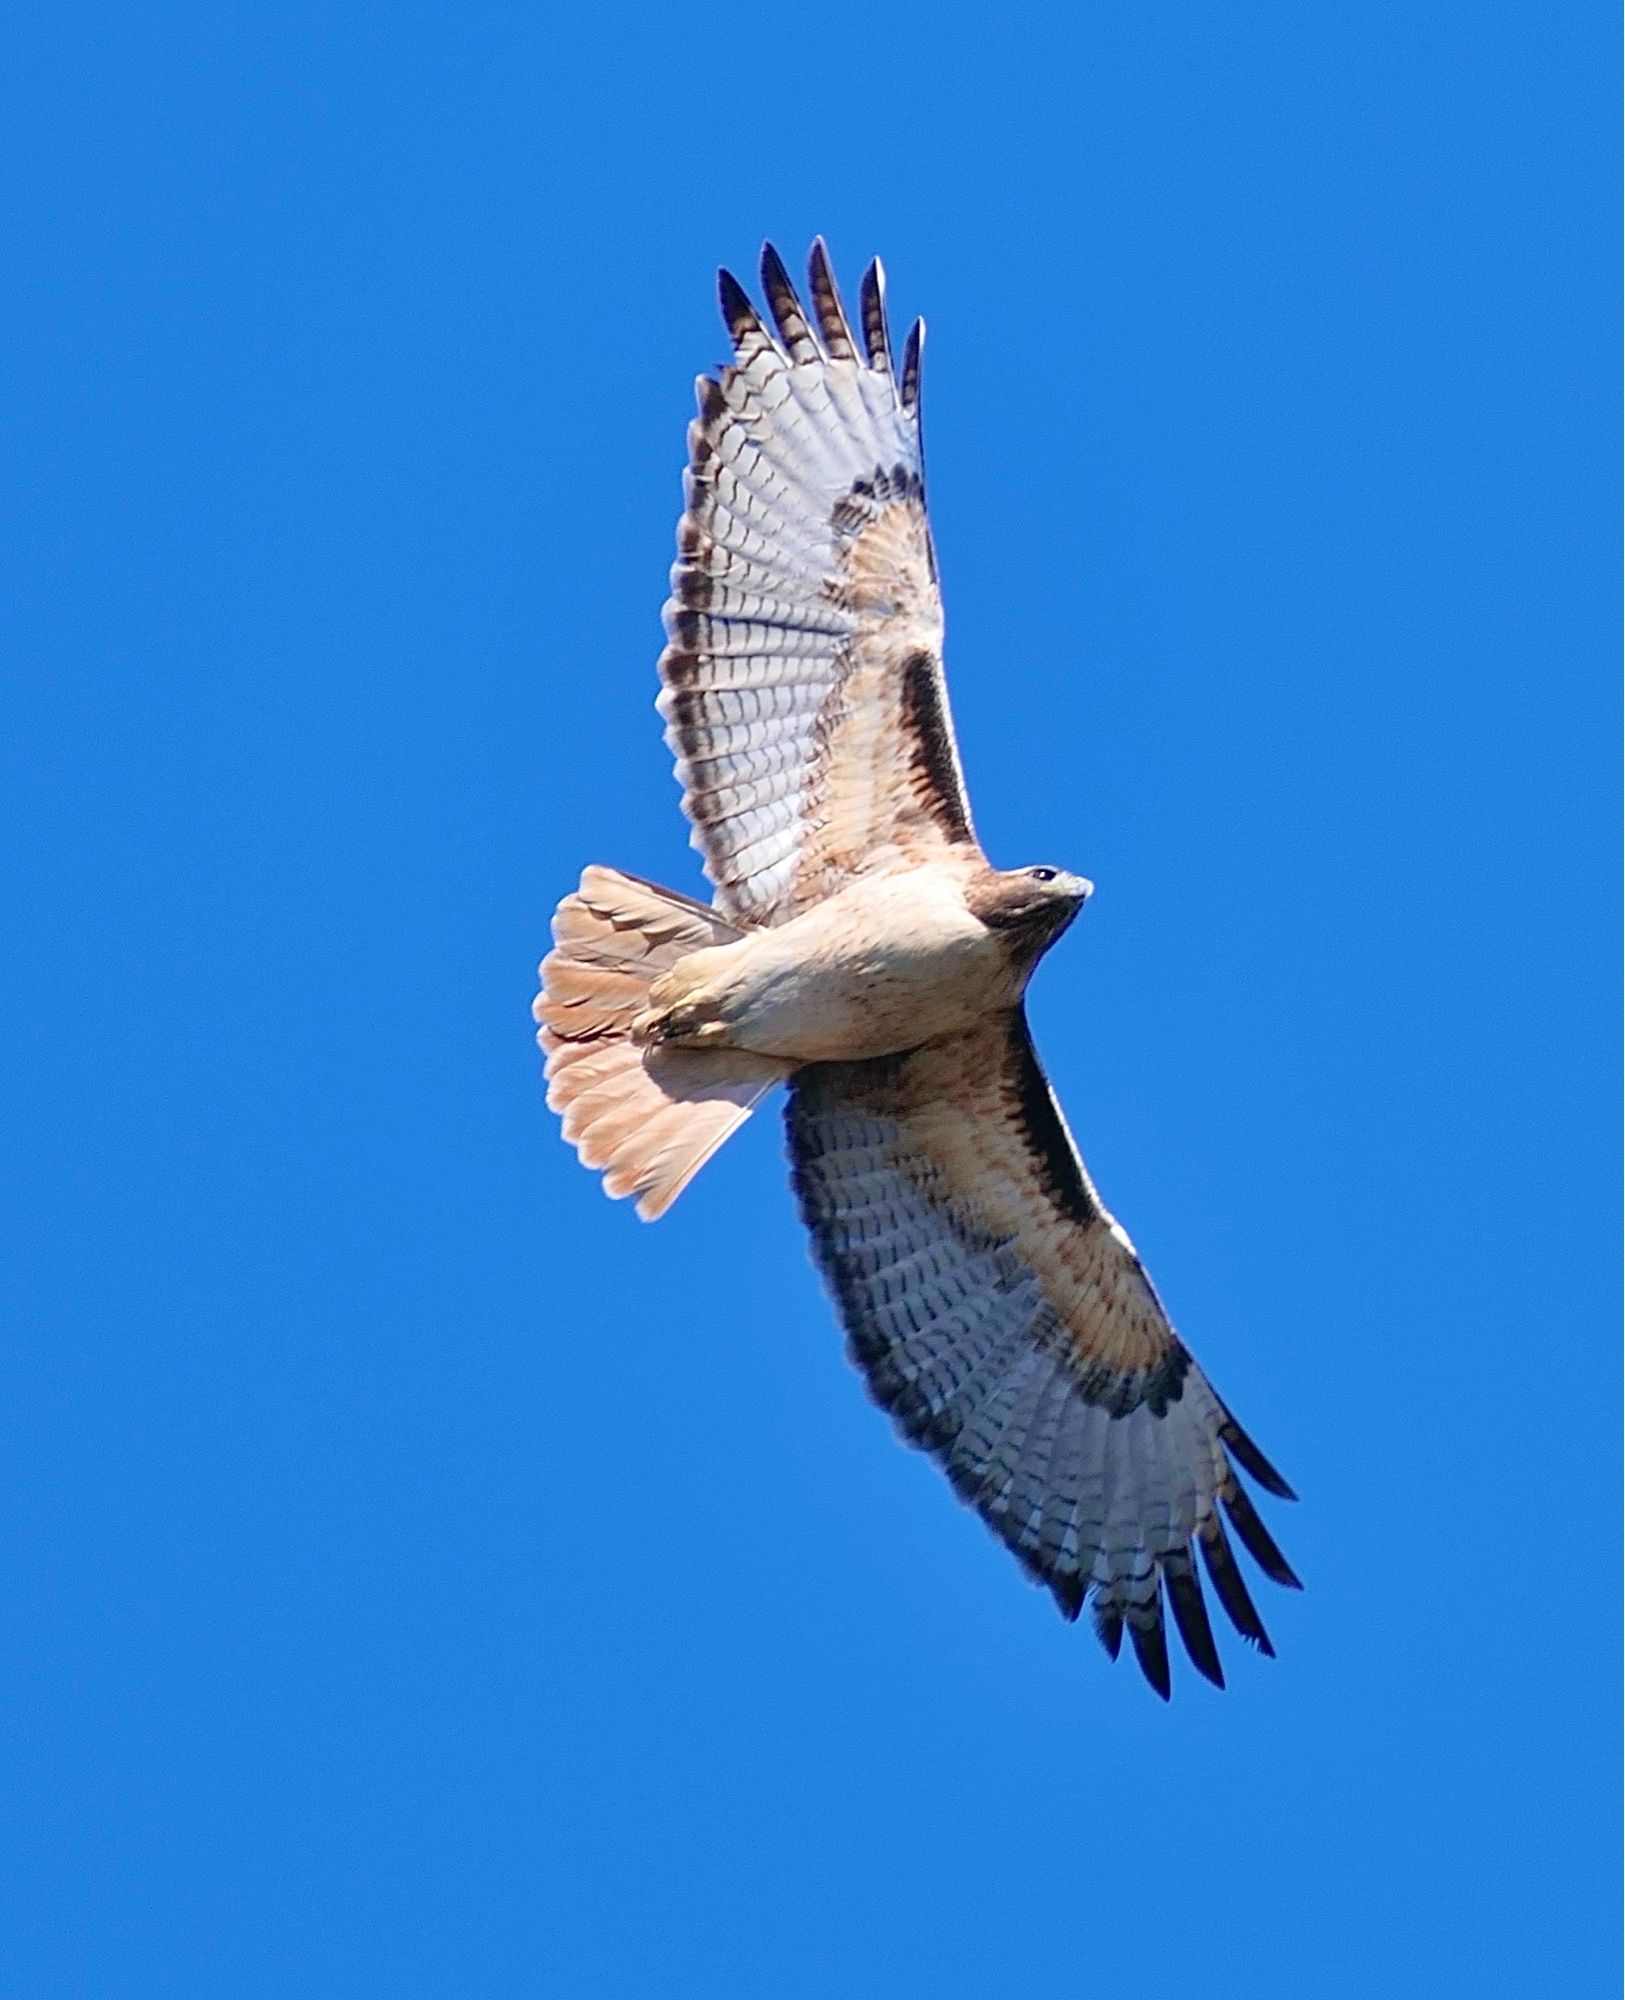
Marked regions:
[786,1010,1300,1697]
[659,241,981,928]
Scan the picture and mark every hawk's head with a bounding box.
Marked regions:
[964,864,1093,972]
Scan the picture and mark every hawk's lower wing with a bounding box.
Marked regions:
[786,1010,1299,1697]
[659,241,981,927]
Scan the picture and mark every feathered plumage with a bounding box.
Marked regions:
[536,244,1299,1696]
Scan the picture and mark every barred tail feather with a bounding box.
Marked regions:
[534,866,789,1219]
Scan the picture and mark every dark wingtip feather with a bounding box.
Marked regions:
[1049,1570,1086,1623]
[1198,1514,1276,1655]
[900,317,924,411]
[1221,1413,1297,1500]
[758,242,816,361]
[807,238,857,358]
[1127,1604,1172,1701]
[1163,1549,1225,1689]
[717,267,760,347]
[858,257,892,373]
[1222,1480,1303,1591]
[1092,1596,1124,1661]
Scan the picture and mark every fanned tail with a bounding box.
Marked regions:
[534,866,789,1220]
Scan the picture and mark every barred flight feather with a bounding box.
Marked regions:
[787,1008,1299,1697]
[659,241,978,927]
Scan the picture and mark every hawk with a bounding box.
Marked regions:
[534,242,1300,1697]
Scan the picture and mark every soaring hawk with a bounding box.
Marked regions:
[535,242,1300,1697]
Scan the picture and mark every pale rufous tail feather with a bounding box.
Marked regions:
[534,866,788,1219]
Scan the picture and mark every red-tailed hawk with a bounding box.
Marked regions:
[535,243,1299,1697]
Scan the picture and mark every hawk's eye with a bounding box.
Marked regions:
[1028,867,1058,884]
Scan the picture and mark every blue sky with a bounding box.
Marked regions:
[5,4,1617,1994]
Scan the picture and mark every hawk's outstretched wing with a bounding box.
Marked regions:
[787,1011,1300,1696]
[659,241,981,928]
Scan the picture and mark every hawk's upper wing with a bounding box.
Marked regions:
[659,241,982,928]
[787,1010,1300,1697]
